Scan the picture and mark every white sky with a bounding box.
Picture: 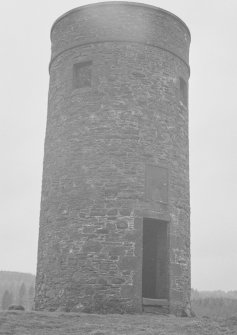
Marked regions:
[0,0,236,291]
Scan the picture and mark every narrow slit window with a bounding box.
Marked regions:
[179,77,188,106]
[73,61,92,89]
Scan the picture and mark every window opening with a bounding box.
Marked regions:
[73,61,92,89]
[179,77,188,106]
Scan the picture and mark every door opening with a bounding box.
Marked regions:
[142,218,168,299]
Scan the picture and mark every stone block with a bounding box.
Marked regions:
[108,246,124,257]
[119,208,132,216]
[107,208,118,216]
[96,228,109,234]
[116,219,128,229]
[111,277,125,284]
[119,256,136,270]
[82,241,103,253]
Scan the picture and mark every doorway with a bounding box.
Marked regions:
[142,218,168,299]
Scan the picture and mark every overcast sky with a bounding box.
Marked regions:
[0,0,236,291]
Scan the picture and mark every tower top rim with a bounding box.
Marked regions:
[50,1,191,41]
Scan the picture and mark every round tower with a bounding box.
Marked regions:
[35,1,191,315]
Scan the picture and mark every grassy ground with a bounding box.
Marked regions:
[0,311,236,335]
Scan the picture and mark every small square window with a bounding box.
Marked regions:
[179,77,188,106]
[73,61,92,89]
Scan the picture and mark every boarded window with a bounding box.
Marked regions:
[142,218,168,299]
[179,77,188,106]
[73,61,92,89]
[145,165,168,203]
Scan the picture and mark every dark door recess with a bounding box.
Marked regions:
[142,218,168,299]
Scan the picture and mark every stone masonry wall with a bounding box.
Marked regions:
[35,2,191,315]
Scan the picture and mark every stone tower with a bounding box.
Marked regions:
[35,2,191,315]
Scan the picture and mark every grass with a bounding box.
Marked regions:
[0,310,236,334]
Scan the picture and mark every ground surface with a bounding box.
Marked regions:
[0,311,236,335]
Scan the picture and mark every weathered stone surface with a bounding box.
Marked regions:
[8,305,25,311]
[119,256,137,270]
[111,277,125,285]
[35,2,191,315]
[121,285,135,299]
[119,208,132,216]
[82,241,103,253]
[107,209,118,216]
[116,220,128,230]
